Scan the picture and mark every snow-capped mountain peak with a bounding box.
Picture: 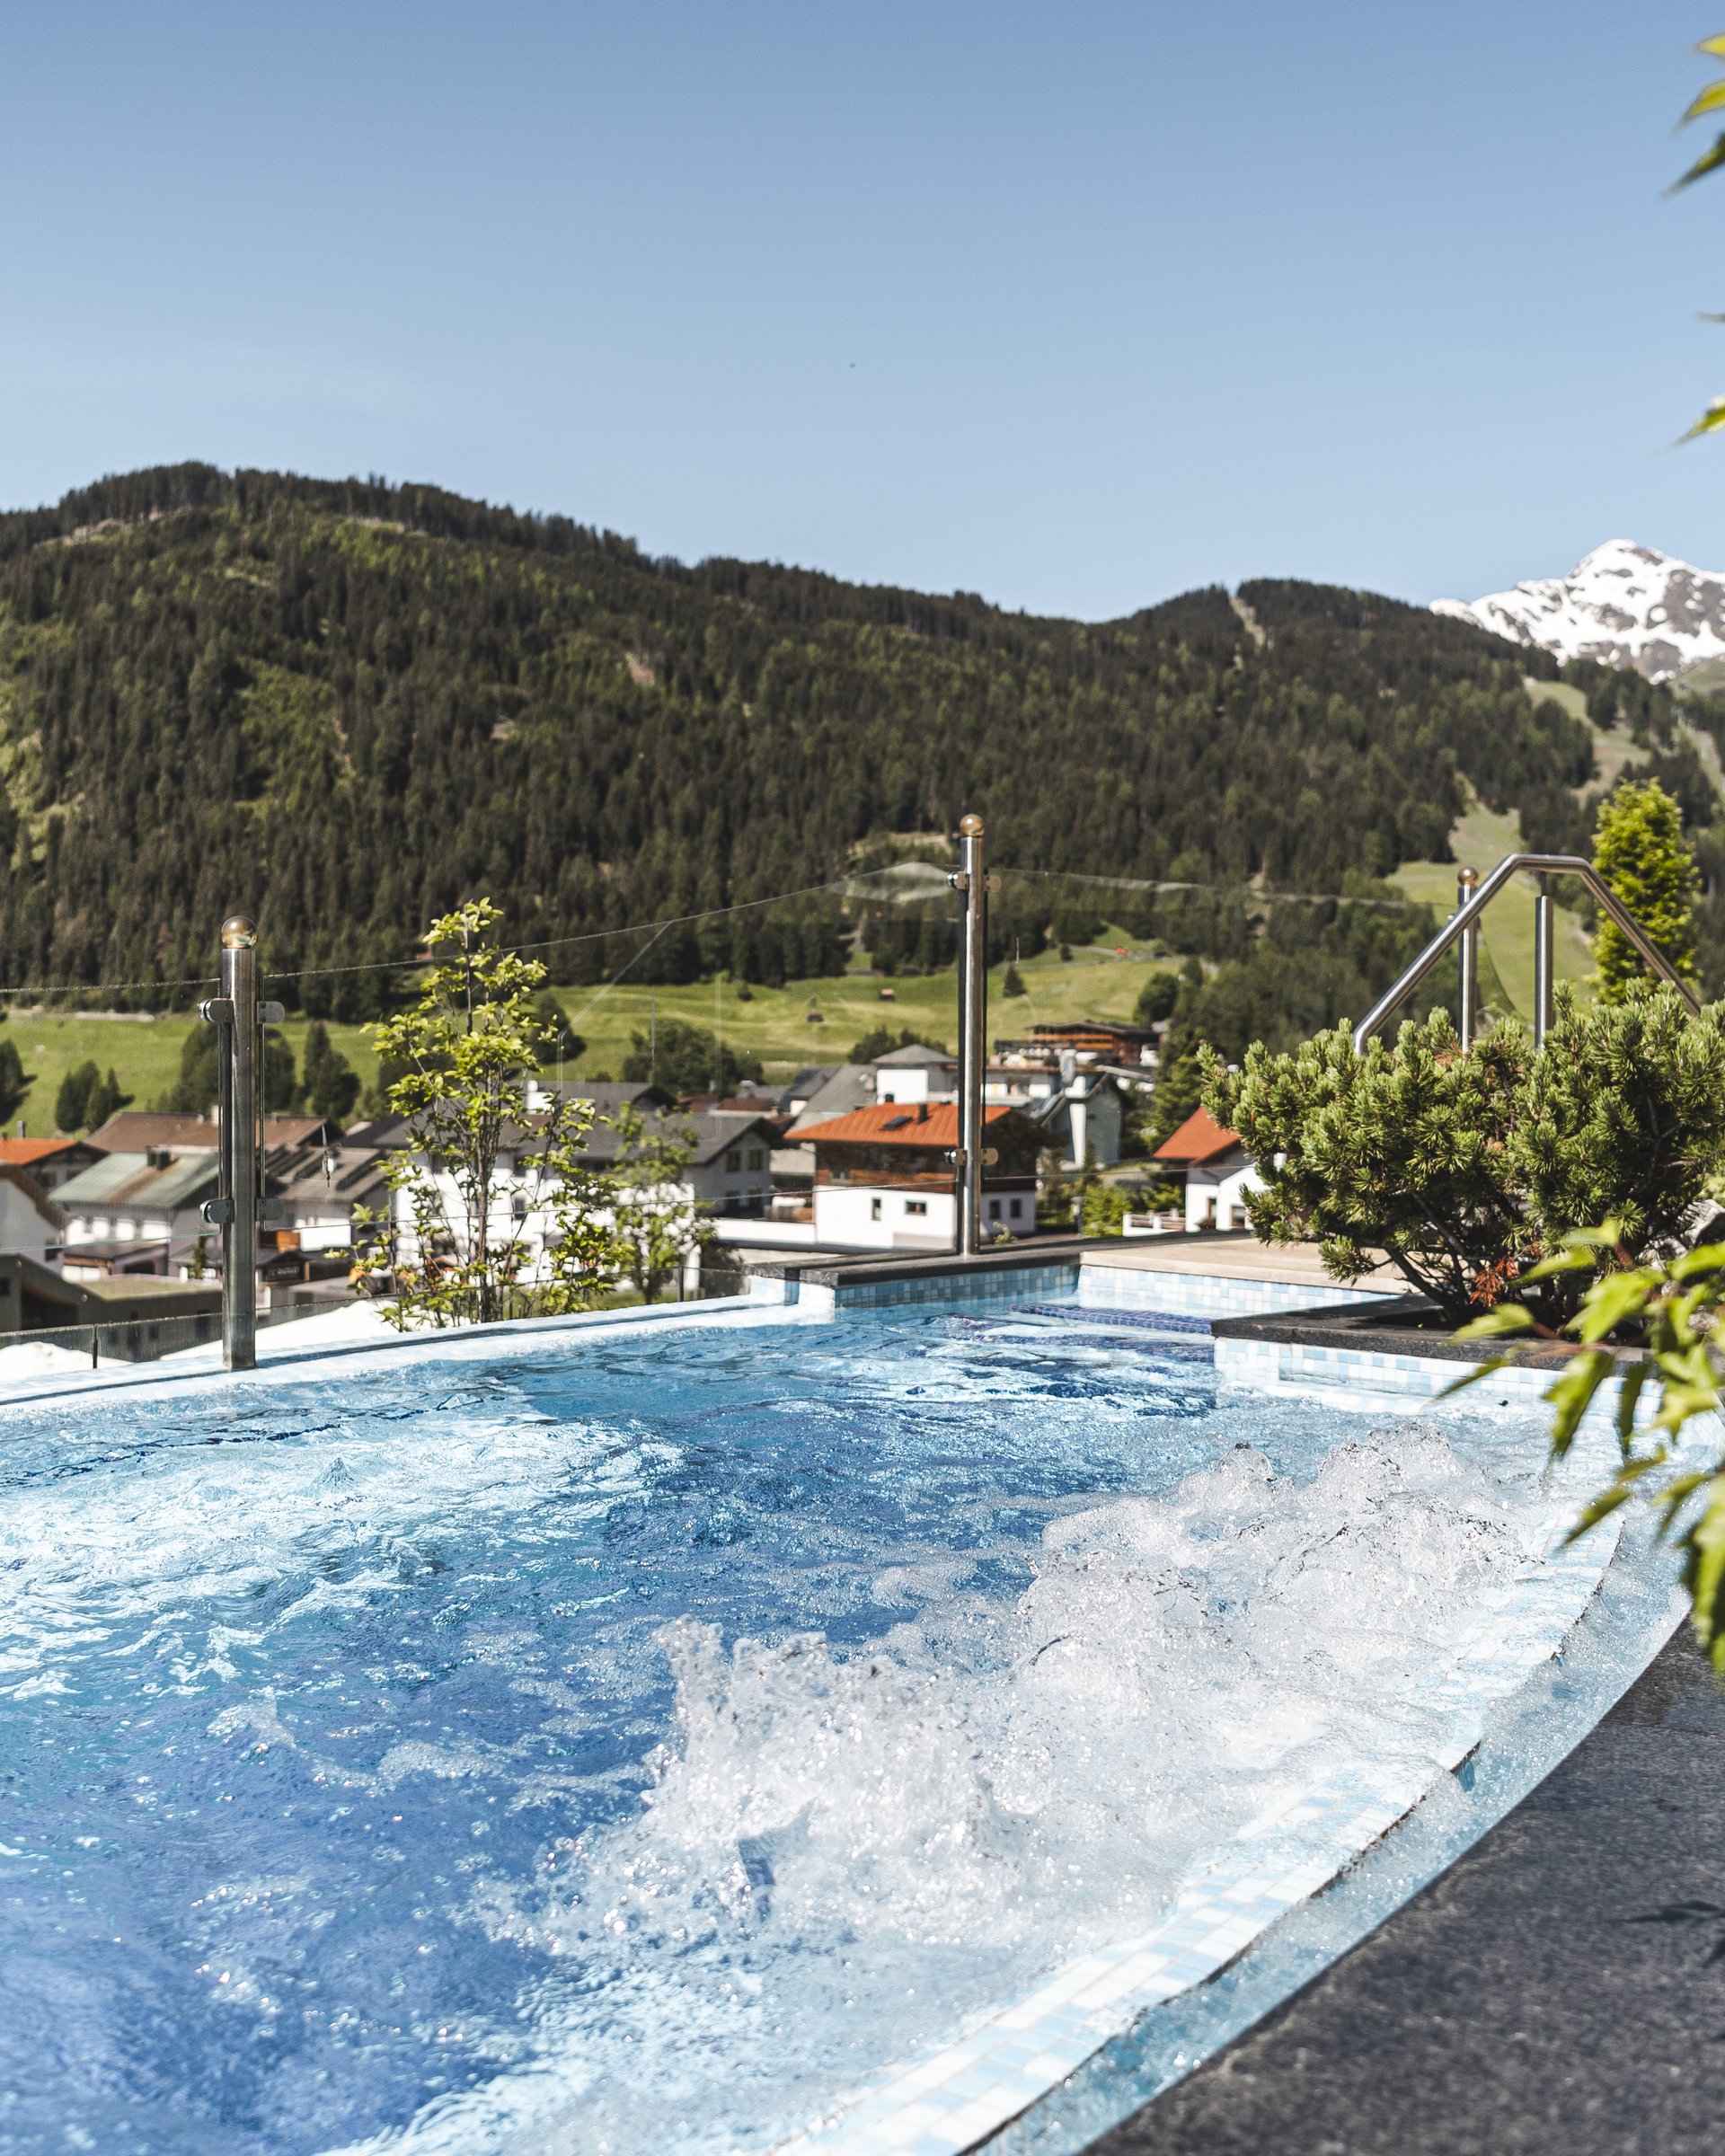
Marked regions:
[1432,539,1725,680]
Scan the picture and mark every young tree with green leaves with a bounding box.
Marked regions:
[357,899,618,1327]
[604,1101,710,1302]
[530,989,585,1072]
[1592,778,1699,1001]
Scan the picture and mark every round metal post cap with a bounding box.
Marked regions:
[221,915,258,949]
[1456,867,1479,887]
[959,812,985,837]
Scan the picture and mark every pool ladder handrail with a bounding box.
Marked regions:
[1350,852,1700,1056]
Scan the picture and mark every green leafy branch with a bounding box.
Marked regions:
[1447,1222,1725,1668]
[1670,33,1725,439]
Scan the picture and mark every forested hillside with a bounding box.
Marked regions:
[0,463,1682,1012]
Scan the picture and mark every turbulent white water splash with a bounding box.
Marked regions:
[408,1423,1548,2156]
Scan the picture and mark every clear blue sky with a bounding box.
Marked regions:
[2,3,1721,618]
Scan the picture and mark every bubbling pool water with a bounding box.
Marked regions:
[0,1310,1563,2156]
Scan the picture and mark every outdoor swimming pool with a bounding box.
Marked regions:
[0,1299,1668,2155]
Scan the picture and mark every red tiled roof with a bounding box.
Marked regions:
[807,1102,1021,1147]
[0,1137,84,1165]
[1154,1106,1244,1165]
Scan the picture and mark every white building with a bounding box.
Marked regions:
[1153,1107,1263,1231]
[806,1101,1040,1250]
[386,1109,779,1280]
[0,1165,66,1264]
[54,1150,221,1275]
[985,1048,1149,1170]
[871,1043,958,1106]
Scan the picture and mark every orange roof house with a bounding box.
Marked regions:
[806,1100,1039,1180]
[806,1101,1044,1246]
[1153,1107,1245,1167]
[0,1135,106,1190]
[1154,1106,1261,1233]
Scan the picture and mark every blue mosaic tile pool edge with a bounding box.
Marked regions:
[1080,1262,1395,1322]
[1213,1333,1558,1412]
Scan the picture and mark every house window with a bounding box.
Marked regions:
[512,1196,529,1220]
[1010,1197,1024,1218]
[987,1198,1001,1221]
[870,1197,882,1220]
[725,1151,741,1172]
[905,1199,928,1217]
[748,1149,764,1171]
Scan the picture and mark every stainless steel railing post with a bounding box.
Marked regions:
[1455,866,1480,1051]
[953,813,988,1258]
[218,915,259,1370]
[1534,887,1555,1047]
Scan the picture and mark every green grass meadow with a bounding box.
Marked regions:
[1388,795,1595,1027]
[2,943,1176,1136]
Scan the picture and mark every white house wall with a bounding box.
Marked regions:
[813,1185,953,1250]
[812,1184,1038,1249]
[0,1180,59,1258]
[390,1164,711,1281]
[1183,1157,1263,1232]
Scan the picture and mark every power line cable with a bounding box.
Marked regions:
[1003,867,1438,911]
[0,868,906,1004]
[0,859,1447,1007]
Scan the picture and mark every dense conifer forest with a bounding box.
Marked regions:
[0,463,1708,1022]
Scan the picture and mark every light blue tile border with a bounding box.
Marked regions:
[1079,1263,1394,1322]
[1213,1332,1558,1413]
[830,1262,1082,1312]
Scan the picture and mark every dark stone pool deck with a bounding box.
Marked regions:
[1090,1627,1725,2156]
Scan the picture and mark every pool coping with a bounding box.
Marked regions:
[1210,1296,1647,1369]
[0,1287,809,1410]
[1079,1616,1725,2154]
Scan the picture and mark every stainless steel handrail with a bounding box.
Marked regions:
[1351,853,1700,1054]
[952,813,987,1256]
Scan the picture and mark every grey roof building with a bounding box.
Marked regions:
[777,1065,837,1118]
[569,1109,778,1215]
[270,1142,394,1251]
[524,1079,678,1117]
[871,1042,955,1069]
[783,1065,876,1134]
[55,1150,223,1274]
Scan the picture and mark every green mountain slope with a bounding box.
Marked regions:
[0,464,1606,1012]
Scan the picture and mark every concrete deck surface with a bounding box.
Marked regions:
[1084,1237,1403,1292]
[1087,1627,1725,2156]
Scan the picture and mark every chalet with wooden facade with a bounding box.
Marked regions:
[806,1100,1040,1249]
